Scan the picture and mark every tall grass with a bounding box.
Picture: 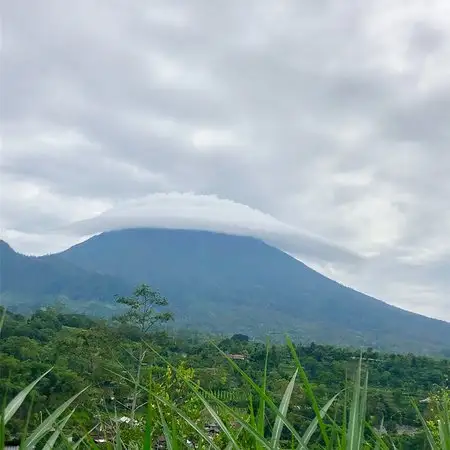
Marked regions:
[1,314,449,449]
[414,390,450,450]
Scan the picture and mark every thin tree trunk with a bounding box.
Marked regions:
[130,344,146,421]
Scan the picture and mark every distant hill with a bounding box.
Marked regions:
[0,239,130,315]
[1,229,450,354]
[52,228,450,355]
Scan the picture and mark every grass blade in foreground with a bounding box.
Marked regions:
[208,343,307,447]
[24,386,89,448]
[413,401,439,450]
[271,369,298,448]
[346,355,368,450]
[144,371,155,450]
[4,368,52,424]
[150,393,221,450]
[42,409,75,450]
[438,391,450,450]
[71,424,99,449]
[0,415,4,450]
[358,370,369,449]
[158,402,176,450]
[194,389,240,449]
[346,355,362,450]
[300,392,341,449]
[286,337,330,447]
[1,386,7,450]
[144,340,303,448]
[258,344,269,450]
[414,391,450,450]
[19,394,34,450]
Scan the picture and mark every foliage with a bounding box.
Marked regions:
[0,239,130,316]
[115,284,174,333]
[420,388,450,449]
[1,305,450,448]
[3,228,450,355]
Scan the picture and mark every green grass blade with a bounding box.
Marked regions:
[300,392,341,448]
[437,395,450,450]
[328,401,340,450]
[0,387,6,450]
[341,381,348,450]
[438,417,450,450]
[226,425,245,450]
[358,370,369,448]
[194,390,241,449]
[346,355,363,450]
[145,341,307,448]
[4,368,52,424]
[144,370,155,450]
[257,343,269,448]
[374,436,381,450]
[78,429,102,450]
[208,344,307,447]
[412,401,438,450]
[72,424,99,449]
[171,415,181,450]
[248,394,257,431]
[24,385,89,448]
[286,337,329,447]
[19,393,34,450]
[115,426,122,450]
[158,402,174,450]
[190,374,293,450]
[113,405,123,450]
[0,414,4,450]
[368,416,390,450]
[271,369,298,448]
[42,409,75,450]
[151,393,221,450]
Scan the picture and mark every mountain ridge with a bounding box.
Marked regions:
[1,228,449,355]
[0,237,131,314]
[57,228,450,354]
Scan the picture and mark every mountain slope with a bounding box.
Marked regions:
[55,228,450,354]
[0,239,130,314]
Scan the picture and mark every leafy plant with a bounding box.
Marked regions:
[414,389,450,450]
[2,305,450,449]
[0,367,88,449]
[115,284,173,334]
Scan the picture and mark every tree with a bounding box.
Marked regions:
[231,333,249,342]
[115,284,174,421]
[115,284,174,334]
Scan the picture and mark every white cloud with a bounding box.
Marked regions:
[62,192,361,265]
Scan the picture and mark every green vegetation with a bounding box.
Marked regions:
[115,284,174,333]
[0,239,130,316]
[3,229,450,355]
[1,287,449,449]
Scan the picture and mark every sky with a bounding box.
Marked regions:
[1,0,450,321]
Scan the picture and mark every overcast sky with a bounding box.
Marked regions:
[1,0,450,321]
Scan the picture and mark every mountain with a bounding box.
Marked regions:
[1,229,449,354]
[50,228,450,355]
[0,239,130,315]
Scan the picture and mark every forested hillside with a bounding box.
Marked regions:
[57,228,450,354]
[1,304,449,448]
[3,228,450,355]
[0,239,130,314]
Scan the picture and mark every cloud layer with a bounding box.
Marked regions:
[62,192,361,265]
[1,0,450,320]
